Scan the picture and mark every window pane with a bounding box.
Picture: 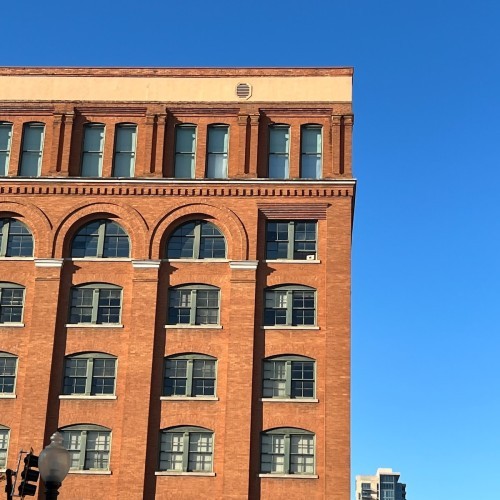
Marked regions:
[167,222,196,258]
[92,359,116,395]
[192,360,216,396]
[164,359,188,396]
[19,152,42,176]
[0,429,9,469]
[97,289,121,324]
[0,288,24,323]
[301,155,321,179]
[188,433,213,472]
[290,435,314,474]
[115,125,136,152]
[263,361,286,398]
[69,288,94,323]
[63,358,88,394]
[160,432,184,471]
[0,124,12,176]
[266,221,290,259]
[207,127,228,153]
[195,290,219,325]
[302,127,321,154]
[63,431,82,469]
[269,127,289,153]
[113,153,134,177]
[85,431,110,470]
[0,357,16,393]
[174,154,194,178]
[168,289,192,324]
[81,125,104,177]
[269,155,288,179]
[175,126,196,178]
[206,153,227,178]
[4,219,34,257]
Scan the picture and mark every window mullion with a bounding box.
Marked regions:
[92,289,99,323]
[190,290,197,325]
[285,361,292,398]
[97,222,106,258]
[287,221,294,259]
[183,432,190,472]
[0,222,9,256]
[186,360,194,396]
[286,291,293,325]
[284,434,291,474]
[85,358,94,395]
[80,431,88,470]
[193,223,202,259]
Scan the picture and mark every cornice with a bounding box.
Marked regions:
[75,106,148,116]
[0,105,55,115]
[0,179,355,198]
[168,107,241,116]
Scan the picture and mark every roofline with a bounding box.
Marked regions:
[0,67,354,78]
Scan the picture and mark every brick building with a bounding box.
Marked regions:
[0,67,354,499]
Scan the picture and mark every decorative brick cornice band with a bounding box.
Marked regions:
[258,203,330,219]
[0,184,354,198]
[76,106,148,116]
[0,105,55,115]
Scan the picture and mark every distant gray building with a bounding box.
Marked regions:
[355,468,406,500]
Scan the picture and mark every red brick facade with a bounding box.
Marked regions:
[0,67,354,499]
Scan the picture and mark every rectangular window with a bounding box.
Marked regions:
[63,429,111,470]
[266,221,317,260]
[263,359,315,399]
[0,123,13,176]
[168,287,220,326]
[269,126,289,179]
[69,286,122,325]
[112,124,137,177]
[0,286,25,324]
[164,357,216,397]
[261,432,315,475]
[0,429,9,468]
[0,356,17,394]
[301,126,322,179]
[264,288,316,327]
[81,124,105,177]
[174,126,196,178]
[159,430,213,472]
[206,126,228,178]
[63,356,116,395]
[19,123,44,176]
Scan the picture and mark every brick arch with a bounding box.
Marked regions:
[0,200,52,257]
[53,202,148,259]
[150,203,248,260]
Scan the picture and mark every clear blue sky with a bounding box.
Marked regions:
[4,1,500,498]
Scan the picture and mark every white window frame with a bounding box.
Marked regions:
[81,123,105,177]
[0,283,25,324]
[112,123,137,177]
[0,218,34,258]
[19,122,45,176]
[0,122,13,176]
[68,284,122,325]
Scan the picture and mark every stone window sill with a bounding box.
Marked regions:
[165,325,222,330]
[155,471,215,477]
[262,326,320,330]
[160,396,218,401]
[265,259,320,264]
[166,259,229,263]
[0,394,16,399]
[259,474,318,479]
[0,323,25,328]
[68,470,111,475]
[66,324,124,328]
[69,258,131,262]
[260,398,318,403]
[59,395,117,400]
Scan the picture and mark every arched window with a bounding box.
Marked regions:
[69,283,122,325]
[167,220,226,259]
[0,122,13,176]
[0,425,10,469]
[268,124,290,179]
[0,218,34,257]
[0,353,17,394]
[19,122,45,176]
[300,125,322,179]
[174,124,196,179]
[0,283,25,324]
[63,353,117,396]
[60,424,111,471]
[163,354,217,397]
[261,428,315,475]
[159,426,214,473]
[263,355,315,399]
[206,125,229,179]
[71,219,130,258]
[264,285,316,327]
[112,123,137,177]
[81,123,105,177]
[168,285,220,326]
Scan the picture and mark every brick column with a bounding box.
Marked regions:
[154,114,167,177]
[17,259,63,452]
[222,260,258,498]
[59,112,74,175]
[116,260,161,500]
[247,114,260,177]
[49,113,63,174]
[342,115,354,176]
[331,115,342,177]
[237,114,249,177]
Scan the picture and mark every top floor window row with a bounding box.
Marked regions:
[0,120,325,179]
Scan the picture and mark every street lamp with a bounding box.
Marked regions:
[38,432,71,499]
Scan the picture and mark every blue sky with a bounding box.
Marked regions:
[4,1,500,498]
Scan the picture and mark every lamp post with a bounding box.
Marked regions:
[38,432,71,500]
